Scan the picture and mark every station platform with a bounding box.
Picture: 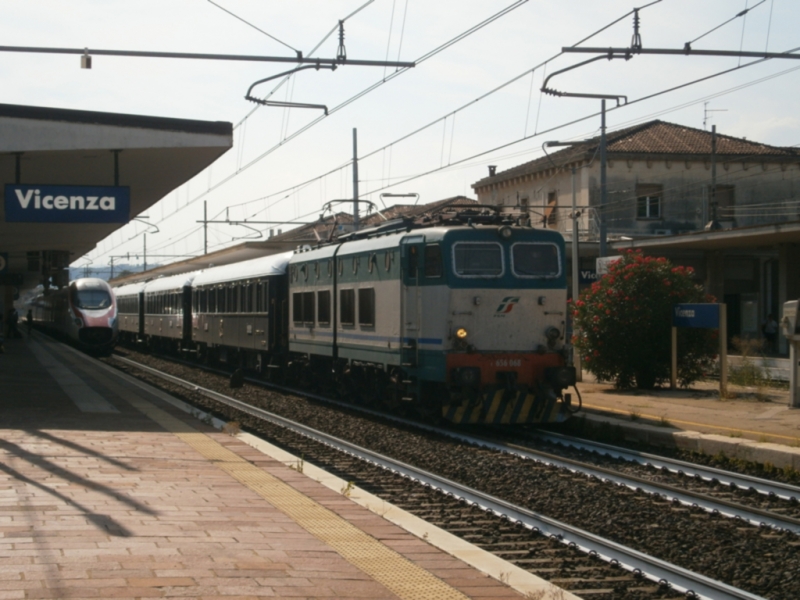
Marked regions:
[574,372,800,471]
[0,334,566,600]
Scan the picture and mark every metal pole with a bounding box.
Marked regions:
[599,99,607,258]
[110,257,114,280]
[571,166,582,382]
[143,234,147,272]
[352,128,359,232]
[720,303,728,399]
[204,201,208,255]
[711,125,717,221]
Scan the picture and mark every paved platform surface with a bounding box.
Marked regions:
[0,335,542,600]
[574,372,800,470]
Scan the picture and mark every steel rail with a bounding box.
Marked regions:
[124,352,800,530]
[112,355,767,600]
[532,431,800,503]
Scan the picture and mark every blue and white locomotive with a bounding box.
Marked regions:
[113,209,577,425]
[288,216,576,424]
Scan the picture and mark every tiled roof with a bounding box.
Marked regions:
[473,120,798,189]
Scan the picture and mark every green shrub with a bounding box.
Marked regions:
[572,250,717,389]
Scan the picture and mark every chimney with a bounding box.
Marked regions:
[488,165,497,177]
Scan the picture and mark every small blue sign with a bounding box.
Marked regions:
[579,269,599,284]
[5,184,130,223]
[673,303,720,329]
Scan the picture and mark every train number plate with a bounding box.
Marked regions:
[494,359,522,368]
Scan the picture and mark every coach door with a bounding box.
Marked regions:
[401,236,425,366]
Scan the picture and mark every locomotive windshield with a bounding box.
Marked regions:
[72,288,112,309]
[511,243,561,278]
[453,242,503,277]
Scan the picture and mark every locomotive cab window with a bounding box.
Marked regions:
[424,244,442,278]
[453,242,504,277]
[512,243,561,278]
[340,289,355,325]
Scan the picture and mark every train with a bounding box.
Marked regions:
[30,277,119,354]
[114,208,579,425]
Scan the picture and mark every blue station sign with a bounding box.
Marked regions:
[4,184,130,224]
[672,303,720,329]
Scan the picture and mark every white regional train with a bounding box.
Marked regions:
[114,210,578,425]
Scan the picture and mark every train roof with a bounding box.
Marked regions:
[70,277,112,290]
[143,271,201,294]
[290,224,565,262]
[192,251,292,287]
[113,281,147,298]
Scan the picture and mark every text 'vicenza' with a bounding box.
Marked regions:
[15,189,117,211]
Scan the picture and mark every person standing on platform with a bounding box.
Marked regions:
[7,308,19,339]
[26,309,33,336]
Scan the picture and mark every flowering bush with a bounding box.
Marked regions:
[572,250,717,389]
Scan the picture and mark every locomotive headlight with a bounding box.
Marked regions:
[545,326,560,348]
[74,317,84,328]
[498,225,513,239]
[456,327,469,339]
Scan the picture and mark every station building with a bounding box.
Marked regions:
[472,120,800,352]
[0,102,232,323]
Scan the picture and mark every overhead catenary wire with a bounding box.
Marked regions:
[206,0,301,55]
[87,3,791,264]
[121,0,534,259]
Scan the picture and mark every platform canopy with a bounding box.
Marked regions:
[0,103,232,292]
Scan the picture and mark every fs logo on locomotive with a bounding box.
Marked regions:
[495,296,520,316]
[4,184,130,224]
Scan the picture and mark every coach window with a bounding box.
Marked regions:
[385,251,393,272]
[358,288,375,327]
[259,282,269,312]
[453,242,504,278]
[327,259,333,278]
[292,293,303,324]
[292,292,315,325]
[424,244,442,278]
[219,287,227,313]
[340,289,355,325]
[317,290,331,326]
[512,243,561,278]
[302,291,314,324]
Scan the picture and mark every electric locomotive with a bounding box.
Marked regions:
[288,212,577,424]
[31,277,118,354]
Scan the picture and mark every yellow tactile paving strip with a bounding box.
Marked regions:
[125,394,470,600]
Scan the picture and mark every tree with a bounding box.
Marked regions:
[572,250,717,389]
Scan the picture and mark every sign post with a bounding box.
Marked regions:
[672,303,727,397]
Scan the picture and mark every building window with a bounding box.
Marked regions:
[544,191,558,227]
[636,184,662,219]
[340,289,355,325]
[358,288,375,326]
[714,184,735,219]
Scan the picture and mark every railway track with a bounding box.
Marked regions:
[101,349,800,599]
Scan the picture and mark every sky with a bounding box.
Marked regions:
[3,0,799,273]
